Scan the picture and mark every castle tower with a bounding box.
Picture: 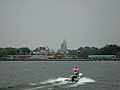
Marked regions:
[61,39,67,53]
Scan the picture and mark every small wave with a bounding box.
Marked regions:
[67,77,96,87]
[28,83,37,86]
[25,86,47,90]
[40,77,68,84]
[48,87,54,90]
[25,77,68,90]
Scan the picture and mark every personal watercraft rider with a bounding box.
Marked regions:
[71,66,80,82]
[74,66,79,76]
[74,70,79,76]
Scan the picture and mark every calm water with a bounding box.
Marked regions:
[0,61,120,90]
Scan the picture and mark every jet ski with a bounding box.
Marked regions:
[65,73,83,82]
[65,66,82,82]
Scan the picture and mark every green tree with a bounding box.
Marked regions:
[116,51,120,58]
[18,47,31,54]
[100,44,119,55]
[0,49,8,57]
[4,47,19,55]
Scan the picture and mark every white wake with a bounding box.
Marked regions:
[25,73,96,90]
[40,77,68,84]
[66,77,96,87]
[25,77,68,90]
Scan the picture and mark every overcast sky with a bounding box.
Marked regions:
[0,0,120,50]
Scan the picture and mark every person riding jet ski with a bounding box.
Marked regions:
[71,66,80,82]
[65,66,82,82]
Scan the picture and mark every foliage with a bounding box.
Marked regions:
[18,47,31,54]
[116,51,120,58]
[0,47,31,57]
[68,44,120,59]
[0,44,120,59]
[100,44,119,55]
[0,48,8,57]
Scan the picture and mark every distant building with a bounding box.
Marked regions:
[88,55,116,59]
[3,55,31,60]
[29,55,47,60]
[3,55,48,60]
[60,39,67,53]
[32,46,56,59]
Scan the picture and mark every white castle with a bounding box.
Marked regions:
[60,39,67,53]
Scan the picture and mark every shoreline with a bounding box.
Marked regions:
[0,59,120,61]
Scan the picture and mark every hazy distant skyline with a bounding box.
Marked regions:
[0,0,120,50]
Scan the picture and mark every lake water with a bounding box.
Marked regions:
[0,61,120,90]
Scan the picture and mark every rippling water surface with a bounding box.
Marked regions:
[0,61,120,90]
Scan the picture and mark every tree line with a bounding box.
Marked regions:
[68,44,120,58]
[0,44,120,58]
[0,47,31,57]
